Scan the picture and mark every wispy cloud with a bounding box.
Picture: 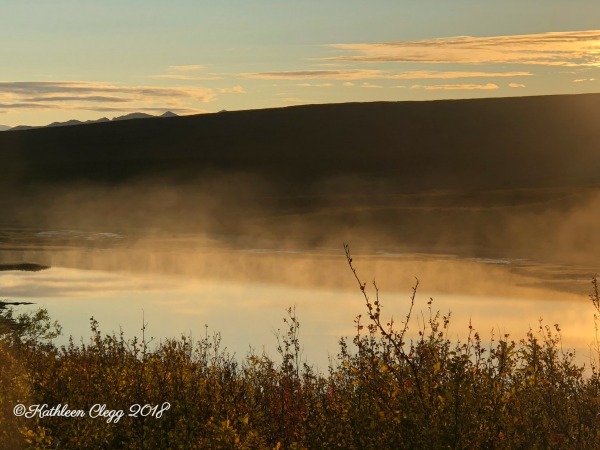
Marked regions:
[0,81,215,114]
[411,83,499,91]
[0,82,215,101]
[509,83,526,88]
[0,103,54,109]
[0,102,203,114]
[77,106,206,114]
[327,30,600,67]
[361,82,383,88]
[391,71,532,79]
[243,69,378,80]
[22,95,131,103]
[168,64,206,72]
[218,85,246,94]
[151,64,224,81]
[151,74,225,81]
[242,69,531,81]
[295,83,334,87]
[573,78,596,82]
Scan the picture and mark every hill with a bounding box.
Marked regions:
[0,94,599,191]
[1,94,600,263]
[2,111,177,132]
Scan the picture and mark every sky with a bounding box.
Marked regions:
[1,0,600,127]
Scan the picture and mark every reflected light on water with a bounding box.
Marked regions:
[1,257,597,371]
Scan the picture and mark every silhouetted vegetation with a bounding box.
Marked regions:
[1,247,600,448]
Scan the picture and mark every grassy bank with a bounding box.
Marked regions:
[1,248,600,449]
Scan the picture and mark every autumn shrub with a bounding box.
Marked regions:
[0,247,599,448]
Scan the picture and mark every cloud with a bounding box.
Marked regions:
[327,30,600,67]
[77,106,206,114]
[411,83,499,91]
[0,103,53,109]
[509,83,526,88]
[361,82,383,88]
[151,65,224,81]
[218,85,246,94]
[168,64,205,72]
[343,82,354,87]
[295,83,334,87]
[573,78,596,82]
[243,69,379,80]
[242,69,531,81]
[0,82,215,101]
[388,71,532,80]
[151,74,225,81]
[22,95,131,103]
[0,81,216,113]
[0,102,204,114]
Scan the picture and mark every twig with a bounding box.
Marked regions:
[343,243,427,413]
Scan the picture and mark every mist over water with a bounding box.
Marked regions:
[5,173,600,258]
[1,171,599,370]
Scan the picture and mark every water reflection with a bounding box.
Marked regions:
[0,241,597,370]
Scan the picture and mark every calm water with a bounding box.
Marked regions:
[0,227,598,370]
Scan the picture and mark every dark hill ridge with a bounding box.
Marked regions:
[1,94,600,191]
[2,94,600,264]
[4,111,178,131]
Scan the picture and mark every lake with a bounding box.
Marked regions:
[1,226,597,371]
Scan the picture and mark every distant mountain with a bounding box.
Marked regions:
[47,117,110,128]
[5,111,177,131]
[111,112,155,121]
[9,125,35,131]
[47,120,84,128]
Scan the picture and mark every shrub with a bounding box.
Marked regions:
[0,247,599,448]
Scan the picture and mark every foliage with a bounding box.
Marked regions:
[1,248,600,448]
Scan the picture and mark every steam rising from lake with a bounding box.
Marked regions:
[1,172,599,369]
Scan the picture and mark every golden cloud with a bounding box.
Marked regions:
[218,85,246,94]
[168,64,206,72]
[151,65,224,81]
[327,30,600,67]
[0,81,216,113]
[151,74,225,81]
[295,83,335,87]
[243,70,379,80]
[361,82,383,88]
[242,69,531,81]
[411,83,499,91]
[392,71,532,79]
